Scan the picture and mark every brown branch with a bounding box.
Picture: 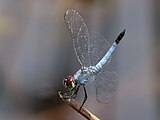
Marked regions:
[58,91,100,120]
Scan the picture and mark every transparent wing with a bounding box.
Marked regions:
[89,32,111,67]
[64,10,91,67]
[94,71,118,103]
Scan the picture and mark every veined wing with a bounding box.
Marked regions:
[94,71,118,103]
[64,10,91,67]
[90,32,117,103]
[89,32,111,68]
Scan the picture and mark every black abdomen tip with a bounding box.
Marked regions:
[115,29,126,44]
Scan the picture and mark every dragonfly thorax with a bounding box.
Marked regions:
[74,66,98,85]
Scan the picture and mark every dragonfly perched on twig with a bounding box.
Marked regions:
[61,9,126,111]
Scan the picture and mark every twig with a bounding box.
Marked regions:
[58,91,100,120]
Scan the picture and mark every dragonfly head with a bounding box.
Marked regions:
[63,75,76,91]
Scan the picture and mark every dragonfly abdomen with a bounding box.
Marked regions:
[95,29,126,70]
[95,42,117,70]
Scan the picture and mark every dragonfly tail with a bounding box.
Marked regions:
[115,29,126,44]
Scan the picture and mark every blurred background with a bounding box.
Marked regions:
[0,0,159,120]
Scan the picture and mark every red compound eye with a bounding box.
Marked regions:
[63,75,76,90]
[66,75,73,85]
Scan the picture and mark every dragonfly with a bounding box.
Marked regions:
[62,9,126,110]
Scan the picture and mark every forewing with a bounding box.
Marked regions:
[94,71,118,103]
[64,10,90,67]
[89,32,111,67]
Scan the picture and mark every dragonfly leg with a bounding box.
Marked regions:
[59,91,71,99]
[72,85,80,99]
[79,85,87,111]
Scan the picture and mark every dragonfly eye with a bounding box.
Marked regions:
[63,75,76,91]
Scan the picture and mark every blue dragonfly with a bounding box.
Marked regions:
[62,10,126,110]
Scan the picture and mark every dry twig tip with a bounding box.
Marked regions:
[58,91,100,120]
